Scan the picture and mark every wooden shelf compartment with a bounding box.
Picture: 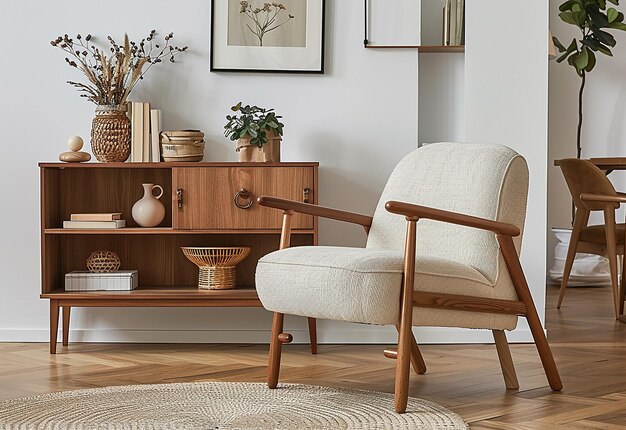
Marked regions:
[44,228,316,235]
[41,166,173,230]
[41,233,314,295]
[41,286,261,307]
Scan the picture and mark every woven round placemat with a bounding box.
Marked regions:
[0,382,468,429]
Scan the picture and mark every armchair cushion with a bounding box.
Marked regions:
[256,246,518,330]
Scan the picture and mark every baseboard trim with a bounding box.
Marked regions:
[0,327,536,344]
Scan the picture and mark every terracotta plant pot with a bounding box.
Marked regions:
[236,131,281,162]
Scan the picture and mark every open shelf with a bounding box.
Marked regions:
[45,228,315,235]
[41,285,259,300]
[364,45,465,53]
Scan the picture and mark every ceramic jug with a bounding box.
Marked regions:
[132,183,165,227]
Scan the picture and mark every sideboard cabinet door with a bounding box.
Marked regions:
[173,167,315,230]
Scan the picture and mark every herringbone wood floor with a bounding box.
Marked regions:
[1,286,625,428]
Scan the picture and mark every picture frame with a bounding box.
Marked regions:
[210,0,325,73]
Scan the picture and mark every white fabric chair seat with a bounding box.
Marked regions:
[256,246,517,329]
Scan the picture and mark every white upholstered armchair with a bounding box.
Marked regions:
[255,143,562,413]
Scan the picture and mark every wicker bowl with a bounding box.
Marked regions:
[181,247,251,290]
[86,250,121,273]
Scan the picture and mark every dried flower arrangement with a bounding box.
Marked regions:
[50,31,188,106]
[239,1,295,46]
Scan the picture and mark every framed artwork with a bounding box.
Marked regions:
[211,0,325,73]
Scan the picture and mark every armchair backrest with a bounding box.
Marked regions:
[366,143,529,284]
[558,158,617,211]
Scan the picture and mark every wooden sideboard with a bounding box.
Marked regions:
[39,162,318,354]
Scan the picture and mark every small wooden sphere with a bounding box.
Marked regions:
[67,135,84,151]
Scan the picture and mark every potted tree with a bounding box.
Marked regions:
[550,0,626,286]
[224,102,284,162]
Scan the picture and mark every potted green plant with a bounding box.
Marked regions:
[550,0,626,287]
[224,102,284,162]
[553,0,626,159]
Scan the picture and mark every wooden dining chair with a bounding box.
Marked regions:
[556,158,626,318]
[255,143,562,413]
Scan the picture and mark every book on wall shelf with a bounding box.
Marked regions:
[128,102,163,162]
[70,213,121,222]
[443,0,465,46]
[63,220,126,229]
[150,109,162,162]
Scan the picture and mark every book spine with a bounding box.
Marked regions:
[63,220,126,229]
[443,0,451,46]
[455,0,464,46]
[150,109,162,162]
[143,103,151,162]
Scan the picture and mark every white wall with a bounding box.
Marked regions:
[0,0,548,345]
[548,0,626,266]
[464,0,549,329]
[0,0,420,344]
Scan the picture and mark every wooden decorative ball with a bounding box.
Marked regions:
[86,250,121,273]
[67,136,84,151]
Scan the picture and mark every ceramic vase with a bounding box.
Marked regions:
[132,183,165,227]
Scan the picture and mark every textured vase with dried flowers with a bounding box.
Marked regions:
[51,31,188,162]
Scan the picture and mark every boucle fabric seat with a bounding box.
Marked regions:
[258,246,517,330]
[255,142,562,413]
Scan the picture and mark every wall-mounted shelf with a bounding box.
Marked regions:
[364,45,465,53]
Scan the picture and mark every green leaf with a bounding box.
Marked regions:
[608,21,626,29]
[608,7,619,22]
[585,49,597,72]
[559,10,577,25]
[575,46,589,70]
[560,0,583,11]
[608,0,619,5]
[594,29,617,46]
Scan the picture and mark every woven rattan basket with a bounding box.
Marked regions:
[86,250,121,273]
[181,247,251,290]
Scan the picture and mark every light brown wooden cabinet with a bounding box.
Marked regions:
[39,162,318,353]
[173,166,314,230]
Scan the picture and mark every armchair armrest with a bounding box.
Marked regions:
[580,193,626,205]
[257,196,373,231]
[385,200,520,237]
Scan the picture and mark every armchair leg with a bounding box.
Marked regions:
[395,218,418,413]
[492,330,519,390]
[619,251,626,317]
[307,317,318,355]
[498,235,562,391]
[268,312,285,389]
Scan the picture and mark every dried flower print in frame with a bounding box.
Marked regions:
[211,0,325,73]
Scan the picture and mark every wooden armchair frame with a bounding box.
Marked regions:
[557,193,626,318]
[258,196,562,414]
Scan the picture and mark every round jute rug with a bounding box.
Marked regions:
[0,382,468,429]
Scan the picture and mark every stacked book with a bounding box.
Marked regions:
[443,0,465,46]
[63,213,126,229]
[128,102,162,162]
[65,270,138,291]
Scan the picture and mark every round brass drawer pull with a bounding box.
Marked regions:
[234,188,254,209]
